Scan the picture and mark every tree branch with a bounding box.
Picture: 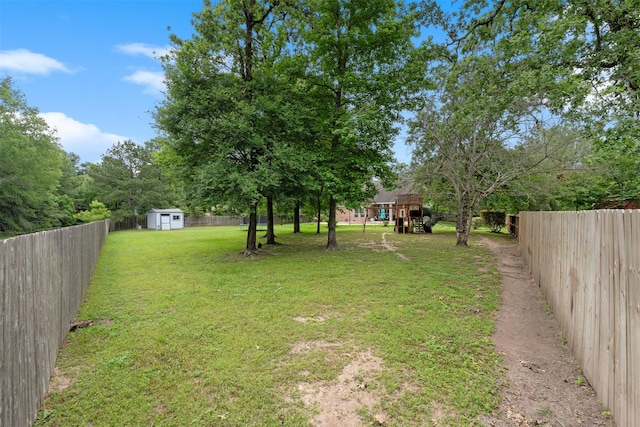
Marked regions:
[450,0,506,45]
[253,1,278,25]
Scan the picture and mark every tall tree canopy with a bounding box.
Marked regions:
[156,0,427,253]
[408,53,562,246]
[408,0,639,246]
[292,0,430,249]
[0,77,65,235]
[450,0,639,115]
[59,152,96,214]
[89,139,173,221]
[448,0,640,205]
[156,0,297,255]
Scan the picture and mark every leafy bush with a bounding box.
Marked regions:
[480,211,506,233]
[74,200,111,223]
[472,217,484,230]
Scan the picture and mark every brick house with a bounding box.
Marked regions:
[335,180,418,226]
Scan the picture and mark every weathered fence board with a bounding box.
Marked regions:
[184,215,241,227]
[108,216,147,231]
[519,210,639,427]
[1,221,109,427]
[184,214,310,228]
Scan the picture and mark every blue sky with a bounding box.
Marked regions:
[1,0,202,163]
[1,0,416,164]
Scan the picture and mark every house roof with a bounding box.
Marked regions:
[148,208,184,214]
[373,180,416,204]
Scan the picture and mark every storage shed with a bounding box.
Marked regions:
[147,208,184,230]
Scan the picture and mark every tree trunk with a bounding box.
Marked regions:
[362,211,367,233]
[129,188,136,219]
[465,206,476,243]
[455,195,470,246]
[316,196,322,234]
[266,196,276,245]
[241,2,257,258]
[326,196,339,250]
[293,202,301,233]
[244,203,258,255]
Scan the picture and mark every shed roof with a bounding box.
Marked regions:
[148,208,184,214]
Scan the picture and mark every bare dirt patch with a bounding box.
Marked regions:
[47,366,79,394]
[288,340,341,355]
[292,315,328,324]
[282,340,406,426]
[479,237,615,427]
[296,350,385,426]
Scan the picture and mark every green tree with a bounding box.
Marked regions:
[74,200,111,223]
[253,77,319,245]
[90,139,173,222]
[293,0,430,250]
[0,77,64,235]
[58,152,96,213]
[156,0,298,255]
[450,0,640,204]
[480,127,608,212]
[587,127,640,205]
[409,53,563,246]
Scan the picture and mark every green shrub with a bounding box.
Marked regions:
[472,217,483,230]
[480,211,506,233]
[74,200,111,223]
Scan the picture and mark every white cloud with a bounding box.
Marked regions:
[0,49,74,75]
[123,70,165,96]
[39,112,130,162]
[115,43,167,96]
[114,43,170,59]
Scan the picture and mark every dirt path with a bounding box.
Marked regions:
[381,232,410,261]
[479,237,614,427]
[284,235,615,426]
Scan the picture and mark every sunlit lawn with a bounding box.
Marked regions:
[36,222,507,426]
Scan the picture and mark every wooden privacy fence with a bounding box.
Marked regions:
[109,216,147,231]
[184,215,241,227]
[518,210,639,427]
[0,221,110,427]
[184,215,310,227]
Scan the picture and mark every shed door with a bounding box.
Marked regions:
[161,214,171,230]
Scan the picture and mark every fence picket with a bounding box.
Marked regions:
[613,210,627,426]
[627,211,640,424]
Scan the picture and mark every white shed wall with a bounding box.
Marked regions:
[147,210,184,230]
[147,212,158,229]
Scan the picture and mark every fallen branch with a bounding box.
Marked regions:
[69,320,93,332]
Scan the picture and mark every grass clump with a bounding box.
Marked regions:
[37,223,504,426]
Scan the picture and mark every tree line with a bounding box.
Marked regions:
[0,77,174,237]
[156,0,638,249]
[2,0,637,249]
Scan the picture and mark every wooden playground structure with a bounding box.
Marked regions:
[394,194,427,234]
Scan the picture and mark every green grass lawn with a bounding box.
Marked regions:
[36,223,509,426]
